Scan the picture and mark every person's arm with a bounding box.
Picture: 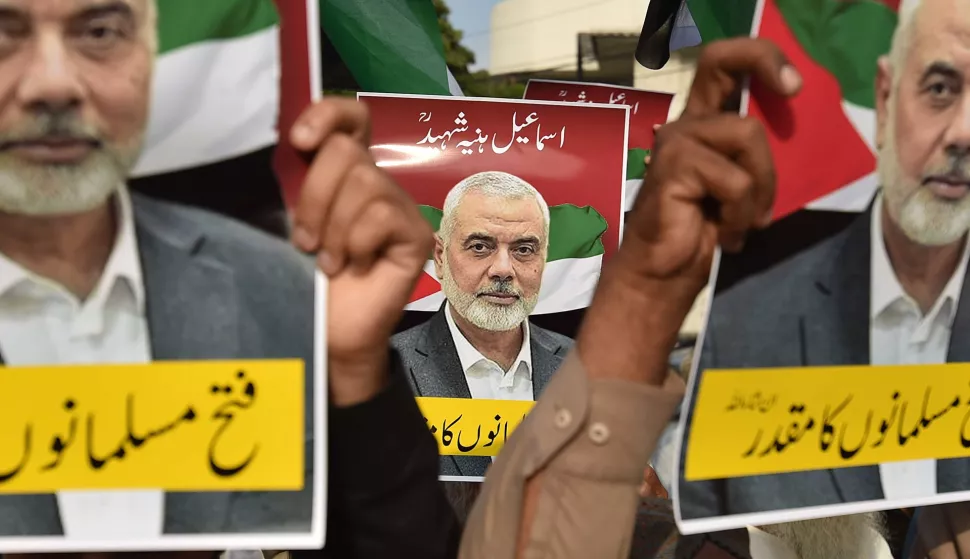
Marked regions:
[459,37,803,559]
[282,97,454,558]
[320,349,459,559]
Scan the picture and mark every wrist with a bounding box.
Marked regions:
[577,262,702,386]
[329,349,390,407]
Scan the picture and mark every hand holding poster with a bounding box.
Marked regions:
[675,0,970,536]
[360,93,628,480]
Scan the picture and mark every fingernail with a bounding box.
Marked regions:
[292,123,314,145]
[779,65,802,94]
[317,251,338,276]
[292,226,317,252]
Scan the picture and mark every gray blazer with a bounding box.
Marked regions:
[678,205,970,520]
[391,307,573,477]
[0,193,316,536]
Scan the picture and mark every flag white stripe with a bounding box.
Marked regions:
[405,255,603,314]
[625,179,642,212]
[132,26,280,177]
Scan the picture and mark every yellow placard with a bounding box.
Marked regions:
[685,363,970,481]
[0,360,304,493]
[416,398,534,456]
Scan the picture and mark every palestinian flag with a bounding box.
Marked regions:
[130,0,319,237]
[638,0,896,218]
[322,0,465,96]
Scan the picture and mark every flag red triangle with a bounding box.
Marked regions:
[409,271,442,303]
[750,0,877,220]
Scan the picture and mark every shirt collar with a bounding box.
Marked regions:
[870,192,970,321]
[0,186,145,314]
[444,301,532,377]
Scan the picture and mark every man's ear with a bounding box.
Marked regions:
[433,234,445,280]
[876,56,894,150]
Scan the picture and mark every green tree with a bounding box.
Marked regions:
[434,0,525,98]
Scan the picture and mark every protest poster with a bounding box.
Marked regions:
[0,0,324,552]
[359,93,628,481]
[523,79,674,211]
[673,0,970,535]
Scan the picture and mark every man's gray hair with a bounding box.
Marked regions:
[438,171,551,249]
[887,0,922,83]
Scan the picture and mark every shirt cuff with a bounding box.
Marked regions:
[459,348,685,559]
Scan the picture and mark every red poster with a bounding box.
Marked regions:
[360,94,628,314]
[523,80,673,152]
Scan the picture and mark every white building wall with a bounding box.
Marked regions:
[489,0,648,75]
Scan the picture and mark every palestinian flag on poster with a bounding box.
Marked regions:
[322,0,465,96]
[638,0,898,218]
[130,0,317,223]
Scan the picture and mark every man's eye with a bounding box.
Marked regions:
[925,81,958,102]
[76,19,128,49]
[470,243,488,252]
[516,246,535,255]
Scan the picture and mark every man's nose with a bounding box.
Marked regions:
[945,94,970,155]
[487,248,515,281]
[17,35,83,113]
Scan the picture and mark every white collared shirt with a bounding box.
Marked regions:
[0,187,163,539]
[443,302,534,402]
[870,194,970,502]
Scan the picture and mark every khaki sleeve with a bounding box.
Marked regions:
[458,350,685,559]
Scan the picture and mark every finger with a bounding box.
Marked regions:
[290,97,371,152]
[683,37,802,119]
[291,134,370,253]
[914,506,959,559]
[673,115,776,227]
[344,199,432,274]
[318,164,396,275]
[944,504,970,558]
[656,132,757,250]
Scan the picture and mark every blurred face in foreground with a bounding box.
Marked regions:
[0,0,154,216]
[437,190,546,332]
[877,0,970,246]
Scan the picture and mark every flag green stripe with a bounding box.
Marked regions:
[156,0,279,55]
[687,0,757,42]
[419,204,607,262]
[776,0,895,109]
[322,0,452,95]
[627,148,650,182]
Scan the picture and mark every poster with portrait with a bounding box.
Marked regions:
[523,79,674,211]
[0,0,324,552]
[359,93,628,484]
[674,0,970,536]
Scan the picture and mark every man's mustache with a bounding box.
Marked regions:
[0,113,102,150]
[476,280,521,298]
[923,154,970,186]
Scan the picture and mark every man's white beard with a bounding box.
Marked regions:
[759,512,886,559]
[879,101,970,246]
[440,255,539,332]
[0,115,142,216]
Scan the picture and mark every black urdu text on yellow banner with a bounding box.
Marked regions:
[0,360,304,493]
[685,363,970,481]
[416,398,534,456]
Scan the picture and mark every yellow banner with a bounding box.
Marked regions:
[685,363,970,481]
[416,398,534,456]
[0,360,304,493]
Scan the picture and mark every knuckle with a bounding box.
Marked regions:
[329,133,363,159]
